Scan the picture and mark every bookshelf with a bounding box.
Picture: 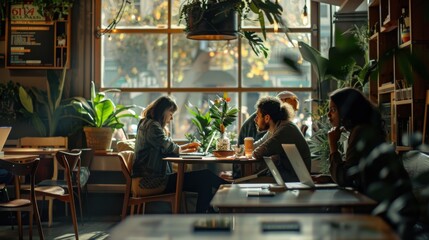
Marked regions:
[368,0,429,151]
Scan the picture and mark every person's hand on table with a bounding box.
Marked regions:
[311,174,334,184]
[180,142,201,153]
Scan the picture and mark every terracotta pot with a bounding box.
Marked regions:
[83,127,113,151]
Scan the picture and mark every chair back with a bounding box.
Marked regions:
[0,158,40,187]
[19,136,68,148]
[118,151,134,181]
[55,151,82,173]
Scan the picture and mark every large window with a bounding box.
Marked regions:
[95,0,317,140]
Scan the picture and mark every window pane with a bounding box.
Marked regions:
[242,0,311,28]
[171,34,238,87]
[101,0,168,28]
[241,33,311,88]
[101,34,168,88]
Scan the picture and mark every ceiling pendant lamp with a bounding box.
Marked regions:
[185,3,239,41]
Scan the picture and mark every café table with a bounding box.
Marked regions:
[210,183,377,213]
[162,156,260,213]
[109,213,399,240]
[3,147,67,181]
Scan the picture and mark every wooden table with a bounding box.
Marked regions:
[109,214,399,240]
[210,184,377,213]
[163,156,260,213]
[3,148,67,181]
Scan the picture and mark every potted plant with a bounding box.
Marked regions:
[179,0,284,58]
[70,81,140,151]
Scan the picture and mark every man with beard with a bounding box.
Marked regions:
[252,96,311,182]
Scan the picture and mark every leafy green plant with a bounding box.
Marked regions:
[32,0,74,20]
[69,81,140,129]
[299,25,373,89]
[307,100,346,174]
[185,103,214,151]
[209,96,239,135]
[0,81,21,125]
[179,0,285,57]
[18,66,68,136]
[185,94,239,151]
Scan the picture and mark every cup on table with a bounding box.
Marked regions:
[233,145,244,157]
[244,137,254,158]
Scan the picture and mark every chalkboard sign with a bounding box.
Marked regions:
[5,4,70,69]
[7,22,55,67]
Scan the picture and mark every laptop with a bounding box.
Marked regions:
[281,144,338,189]
[0,127,12,154]
[179,133,216,158]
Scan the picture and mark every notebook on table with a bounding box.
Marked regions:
[0,127,12,156]
[179,133,216,158]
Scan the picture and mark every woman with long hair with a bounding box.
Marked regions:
[133,95,227,213]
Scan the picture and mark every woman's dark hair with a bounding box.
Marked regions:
[330,87,384,134]
[255,96,293,123]
[142,96,178,127]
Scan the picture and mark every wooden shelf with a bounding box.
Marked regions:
[399,40,411,49]
[369,0,429,148]
[395,99,412,105]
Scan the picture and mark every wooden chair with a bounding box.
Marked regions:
[18,136,68,227]
[0,158,44,240]
[118,151,176,219]
[37,150,85,225]
[33,151,80,240]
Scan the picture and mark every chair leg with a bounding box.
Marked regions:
[76,184,84,224]
[29,210,33,240]
[44,198,54,227]
[68,197,79,240]
[33,202,45,240]
[17,211,23,240]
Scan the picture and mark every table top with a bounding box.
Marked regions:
[0,154,39,162]
[163,156,260,164]
[3,147,67,155]
[210,184,377,213]
[109,214,398,240]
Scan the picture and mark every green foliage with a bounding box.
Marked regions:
[69,81,140,129]
[209,96,239,134]
[0,81,21,124]
[18,66,68,136]
[179,0,285,57]
[308,101,346,174]
[31,0,73,19]
[185,94,239,151]
[299,25,372,89]
[185,103,214,151]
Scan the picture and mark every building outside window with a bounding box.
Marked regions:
[95,0,328,140]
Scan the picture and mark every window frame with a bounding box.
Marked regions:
[93,0,319,133]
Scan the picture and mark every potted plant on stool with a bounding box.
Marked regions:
[69,81,140,151]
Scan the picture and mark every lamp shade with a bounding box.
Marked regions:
[186,5,238,41]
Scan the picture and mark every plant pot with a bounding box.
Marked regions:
[186,4,238,40]
[216,133,230,151]
[83,127,114,151]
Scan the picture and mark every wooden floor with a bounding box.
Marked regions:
[0,192,177,240]
[0,215,118,240]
